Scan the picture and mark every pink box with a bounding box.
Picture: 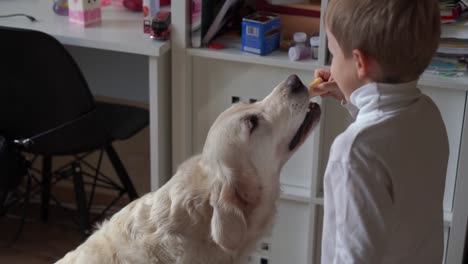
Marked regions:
[69,0,102,27]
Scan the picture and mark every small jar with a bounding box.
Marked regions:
[310,36,320,60]
[293,32,307,47]
[289,46,310,61]
[288,32,310,61]
[53,0,69,16]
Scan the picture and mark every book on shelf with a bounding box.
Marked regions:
[439,6,468,55]
[191,0,256,47]
[191,0,202,47]
[437,46,468,54]
[191,0,219,48]
[426,54,467,77]
[202,0,242,45]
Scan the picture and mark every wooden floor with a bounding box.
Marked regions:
[0,205,83,263]
[0,193,127,263]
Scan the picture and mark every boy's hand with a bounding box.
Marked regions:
[313,68,345,101]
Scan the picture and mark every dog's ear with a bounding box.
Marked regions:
[210,182,247,252]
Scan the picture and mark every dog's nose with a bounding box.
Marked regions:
[286,74,306,94]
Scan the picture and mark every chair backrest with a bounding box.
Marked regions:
[0,26,95,139]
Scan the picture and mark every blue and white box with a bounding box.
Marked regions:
[241,12,280,56]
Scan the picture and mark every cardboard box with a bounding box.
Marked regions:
[279,3,320,36]
[257,1,321,36]
[241,12,280,56]
[69,0,102,27]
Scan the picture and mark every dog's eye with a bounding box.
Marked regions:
[247,115,259,134]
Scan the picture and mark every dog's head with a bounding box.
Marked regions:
[201,75,321,252]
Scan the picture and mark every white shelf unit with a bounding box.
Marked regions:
[187,48,320,71]
[419,73,468,91]
[171,1,468,263]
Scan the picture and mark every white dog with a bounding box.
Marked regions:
[56,74,321,264]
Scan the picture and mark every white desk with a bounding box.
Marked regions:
[0,0,172,190]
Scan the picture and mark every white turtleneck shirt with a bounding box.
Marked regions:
[321,81,449,264]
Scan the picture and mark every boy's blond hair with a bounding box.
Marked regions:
[325,0,440,83]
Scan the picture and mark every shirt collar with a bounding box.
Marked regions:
[349,80,421,118]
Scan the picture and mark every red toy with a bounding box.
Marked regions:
[208,43,225,49]
[123,0,170,12]
[150,11,171,40]
[123,0,142,11]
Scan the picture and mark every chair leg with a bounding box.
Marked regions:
[0,189,7,216]
[41,155,52,222]
[105,145,138,200]
[71,162,91,240]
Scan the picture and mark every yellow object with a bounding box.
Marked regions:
[309,77,325,97]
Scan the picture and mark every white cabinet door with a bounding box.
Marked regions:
[269,200,311,264]
[419,87,466,213]
[192,57,320,189]
[247,200,311,264]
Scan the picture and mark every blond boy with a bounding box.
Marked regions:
[314,0,449,262]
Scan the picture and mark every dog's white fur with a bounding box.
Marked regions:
[56,76,319,264]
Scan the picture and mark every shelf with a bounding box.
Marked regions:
[290,190,454,227]
[280,184,311,203]
[187,48,468,92]
[187,48,320,71]
[280,184,324,205]
[418,73,468,91]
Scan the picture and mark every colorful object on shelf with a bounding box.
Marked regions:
[309,35,319,60]
[150,11,171,40]
[69,0,102,27]
[160,0,170,6]
[288,32,310,61]
[426,55,467,77]
[280,38,294,51]
[143,0,160,33]
[241,12,280,56]
[288,46,309,61]
[208,43,225,49]
[123,0,142,11]
[440,0,462,24]
[53,0,69,16]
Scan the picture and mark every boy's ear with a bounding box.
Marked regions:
[210,182,247,253]
[353,49,384,81]
[352,49,370,79]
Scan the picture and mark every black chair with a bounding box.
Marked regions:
[0,26,148,238]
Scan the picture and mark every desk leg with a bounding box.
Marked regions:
[148,53,171,192]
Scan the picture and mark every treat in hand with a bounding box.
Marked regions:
[309,77,326,97]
